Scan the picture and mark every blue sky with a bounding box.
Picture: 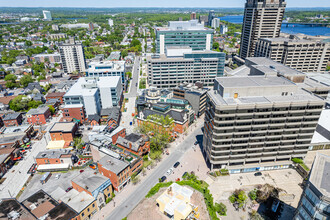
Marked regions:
[0,0,329,8]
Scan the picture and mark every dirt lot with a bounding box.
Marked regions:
[127,186,210,220]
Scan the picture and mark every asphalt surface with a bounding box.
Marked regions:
[106,125,203,220]
[125,56,140,98]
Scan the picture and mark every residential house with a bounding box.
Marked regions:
[35,150,75,171]
[1,112,23,127]
[46,92,66,104]
[26,106,51,125]
[25,82,44,94]
[116,133,150,156]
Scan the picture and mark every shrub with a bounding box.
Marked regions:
[145,182,173,198]
[229,189,248,208]
[106,197,112,204]
[249,189,257,201]
[292,158,303,164]
[215,202,227,216]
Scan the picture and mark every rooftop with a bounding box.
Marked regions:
[87,61,125,72]
[36,150,71,159]
[46,202,78,220]
[59,189,95,214]
[49,122,76,133]
[156,20,212,31]
[2,112,21,120]
[26,106,49,115]
[98,155,129,175]
[72,170,111,193]
[0,199,36,220]
[309,153,330,198]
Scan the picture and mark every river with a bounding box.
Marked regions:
[219,15,330,36]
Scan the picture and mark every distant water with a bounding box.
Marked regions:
[219,15,330,36]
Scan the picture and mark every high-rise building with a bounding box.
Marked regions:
[190,12,197,20]
[211,18,220,29]
[208,10,215,26]
[254,35,330,73]
[59,38,86,73]
[294,153,330,220]
[88,22,94,31]
[199,15,208,26]
[203,58,324,172]
[108,19,114,27]
[240,0,286,59]
[42,10,52,21]
[63,77,122,117]
[147,47,225,88]
[220,24,228,35]
[155,20,214,54]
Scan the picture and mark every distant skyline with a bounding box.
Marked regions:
[0,0,330,8]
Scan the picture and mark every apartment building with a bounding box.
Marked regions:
[254,36,330,72]
[59,38,86,73]
[147,47,225,88]
[294,153,330,220]
[155,20,214,54]
[43,10,52,21]
[33,53,61,64]
[240,0,286,59]
[63,76,122,117]
[86,61,126,87]
[203,74,324,172]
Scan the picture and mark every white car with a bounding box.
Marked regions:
[55,174,61,180]
[166,168,174,176]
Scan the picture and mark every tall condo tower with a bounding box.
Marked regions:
[239,0,286,59]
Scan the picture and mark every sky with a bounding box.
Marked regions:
[0,0,329,8]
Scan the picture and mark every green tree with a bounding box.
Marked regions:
[249,189,257,201]
[121,49,128,58]
[20,75,34,87]
[48,105,55,115]
[213,42,219,49]
[125,71,132,79]
[4,74,18,88]
[215,202,227,216]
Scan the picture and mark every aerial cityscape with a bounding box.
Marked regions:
[0,1,329,220]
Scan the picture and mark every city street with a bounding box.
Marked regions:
[104,122,204,220]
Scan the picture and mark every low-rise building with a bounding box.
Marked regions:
[116,133,150,156]
[1,112,23,127]
[49,122,78,142]
[26,106,51,125]
[63,104,86,123]
[33,53,61,64]
[100,107,121,127]
[71,170,113,210]
[45,92,66,104]
[35,149,75,168]
[0,199,37,220]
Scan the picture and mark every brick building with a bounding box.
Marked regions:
[63,104,86,123]
[97,155,142,191]
[116,133,150,156]
[35,150,74,167]
[49,122,78,142]
[45,92,66,104]
[26,106,51,125]
[1,113,23,127]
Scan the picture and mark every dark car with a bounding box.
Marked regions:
[182,172,188,178]
[65,186,73,192]
[160,176,167,182]
[254,172,262,176]
[194,141,198,145]
[173,162,180,168]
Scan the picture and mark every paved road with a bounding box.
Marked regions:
[125,56,140,98]
[106,125,203,220]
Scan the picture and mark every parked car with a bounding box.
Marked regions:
[89,164,96,170]
[160,176,167,182]
[254,172,262,176]
[80,170,84,173]
[194,141,198,145]
[65,186,73,192]
[173,162,180,168]
[166,168,173,175]
[55,174,61,179]
[182,172,188,179]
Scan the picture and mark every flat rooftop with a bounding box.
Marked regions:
[49,122,76,133]
[98,155,129,175]
[0,199,36,220]
[309,153,330,198]
[72,170,111,193]
[259,37,315,43]
[216,75,295,88]
[36,150,71,159]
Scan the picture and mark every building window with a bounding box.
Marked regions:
[82,212,84,217]
[87,208,90,212]
[92,204,95,208]
[108,193,110,197]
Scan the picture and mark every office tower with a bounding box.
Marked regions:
[63,76,122,116]
[199,15,208,26]
[59,38,86,73]
[88,22,94,31]
[86,61,126,87]
[211,18,220,29]
[190,12,197,20]
[240,0,286,59]
[147,47,225,88]
[108,19,114,27]
[155,20,213,54]
[294,153,330,220]
[203,58,324,172]
[42,10,52,21]
[220,25,228,35]
[255,35,330,73]
[208,10,215,26]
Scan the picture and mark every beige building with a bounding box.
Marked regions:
[240,0,286,59]
[59,38,86,73]
[204,69,325,172]
[255,35,330,72]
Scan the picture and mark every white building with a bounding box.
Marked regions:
[60,23,99,29]
[43,10,52,21]
[63,77,122,116]
[108,19,114,27]
[86,61,126,86]
[220,25,228,35]
[52,24,59,31]
[211,18,220,29]
[58,38,86,73]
